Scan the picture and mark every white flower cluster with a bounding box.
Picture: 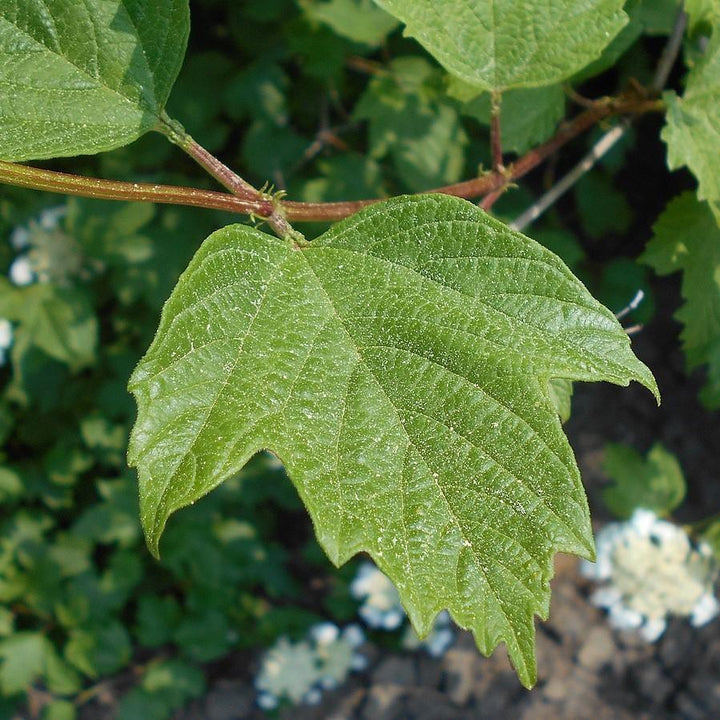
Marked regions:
[350,561,455,657]
[8,205,86,287]
[582,509,720,641]
[255,623,366,710]
[255,562,459,711]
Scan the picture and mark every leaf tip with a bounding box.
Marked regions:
[142,510,165,561]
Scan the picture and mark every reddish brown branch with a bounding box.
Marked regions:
[0,160,273,215]
[0,96,662,225]
[490,91,504,173]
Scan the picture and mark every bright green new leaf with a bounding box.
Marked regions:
[602,442,686,519]
[642,192,720,408]
[684,0,720,30]
[372,0,628,91]
[129,194,656,686]
[0,0,189,161]
[662,29,720,223]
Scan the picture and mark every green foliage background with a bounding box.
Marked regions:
[0,0,718,715]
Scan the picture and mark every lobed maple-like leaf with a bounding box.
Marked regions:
[0,0,189,161]
[662,20,720,224]
[642,192,720,408]
[129,194,656,687]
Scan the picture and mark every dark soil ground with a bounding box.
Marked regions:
[68,275,720,720]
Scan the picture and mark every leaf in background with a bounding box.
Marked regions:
[0,0,189,161]
[453,82,565,155]
[299,154,386,202]
[223,62,290,126]
[354,58,467,191]
[372,0,628,91]
[641,192,720,408]
[129,194,656,686]
[165,51,234,153]
[575,170,632,240]
[640,0,681,36]
[72,476,142,547]
[241,121,308,186]
[0,279,98,404]
[299,0,399,47]
[0,632,47,695]
[602,442,686,519]
[41,700,77,720]
[684,0,720,30]
[662,26,720,223]
[65,621,132,677]
[285,18,348,80]
[596,258,655,325]
[117,659,204,720]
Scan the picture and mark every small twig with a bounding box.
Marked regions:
[490,91,504,173]
[564,85,599,109]
[159,113,260,201]
[508,10,685,234]
[509,122,629,232]
[479,188,505,211]
[615,289,645,320]
[649,9,688,94]
[346,55,387,76]
[159,113,297,239]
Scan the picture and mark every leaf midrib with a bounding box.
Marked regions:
[304,240,589,541]
[299,247,581,667]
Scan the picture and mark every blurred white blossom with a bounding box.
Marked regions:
[7,205,87,286]
[9,256,35,286]
[582,508,720,641]
[255,623,365,710]
[351,562,456,655]
[350,561,405,630]
[0,318,12,365]
[402,610,455,657]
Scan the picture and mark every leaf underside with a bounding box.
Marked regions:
[128,194,657,687]
[372,0,628,91]
[0,0,189,161]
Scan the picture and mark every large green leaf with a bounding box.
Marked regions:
[372,0,628,91]
[662,23,720,223]
[0,0,189,161]
[128,194,656,687]
[642,192,720,408]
